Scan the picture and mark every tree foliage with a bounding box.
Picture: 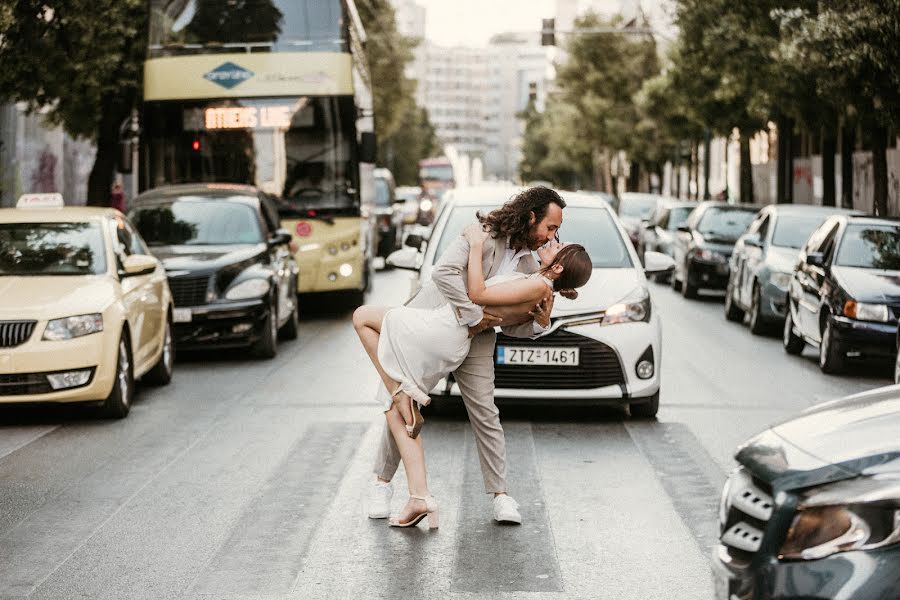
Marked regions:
[379,106,438,185]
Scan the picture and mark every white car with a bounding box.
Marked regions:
[388,187,674,418]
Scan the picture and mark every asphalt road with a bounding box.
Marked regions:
[0,269,889,600]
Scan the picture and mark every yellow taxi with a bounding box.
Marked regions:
[0,194,174,417]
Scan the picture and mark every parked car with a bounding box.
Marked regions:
[387,187,675,417]
[130,184,299,359]
[0,193,174,418]
[374,168,403,258]
[713,384,900,600]
[576,190,618,213]
[617,192,661,248]
[395,185,423,226]
[783,215,900,373]
[726,205,862,334]
[671,201,761,299]
[637,198,695,277]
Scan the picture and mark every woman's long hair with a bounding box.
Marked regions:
[541,244,592,297]
[477,187,566,250]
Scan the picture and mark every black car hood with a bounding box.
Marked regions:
[736,385,900,492]
[832,266,900,303]
[151,244,266,273]
[695,233,737,254]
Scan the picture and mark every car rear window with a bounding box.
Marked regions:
[0,222,107,275]
[771,215,830,249]
[433,205,632,268]
[835,224,900,269]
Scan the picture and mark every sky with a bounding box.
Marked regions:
[417,0,557,47]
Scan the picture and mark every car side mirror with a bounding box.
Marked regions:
[807,252,825,268]
[268,229,293,248]
[386,247,421,272]
[677,224,691,233]
[360,131,377,164]
[404,233,425,250]
[745,235,763,249]
[121,253,157,277]
[643,251,676,276]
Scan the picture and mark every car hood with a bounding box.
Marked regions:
[765,246,799,273]
[831,266,900,303]
[0,276,116,320]
[695,233,737,254]
[552,268,643,315]
[150,244,266,273]
[736,385,900,492]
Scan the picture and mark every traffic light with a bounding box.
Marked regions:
[541,18,555,46]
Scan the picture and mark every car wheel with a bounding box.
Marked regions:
[278,286,300,341]
[630,391,659,419]
[783,309,805,355]
[144,318,174,385]
[671,269,682,292]
[99,334,134,418]
[819,316,845,374]
[748,284,768,335]
[681,268,698,299]
[724,280,745,322]
[251,295,278,359]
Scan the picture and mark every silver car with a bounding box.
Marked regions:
[725,204,861,334]
[637,198,695,278]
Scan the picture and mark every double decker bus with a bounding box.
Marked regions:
[141,0,377,303]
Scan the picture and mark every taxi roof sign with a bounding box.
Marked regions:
[17,193,65,208]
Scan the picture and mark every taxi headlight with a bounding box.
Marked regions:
[779,476,900,561]
[42,314,103,340]
[225,279,270,300]
[770,271,792,289]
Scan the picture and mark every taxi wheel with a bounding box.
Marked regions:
[99,335,134,419]
[251,295,278,359]
[145,318,174,385]
[279,287,300,341]
[629,391,659,419]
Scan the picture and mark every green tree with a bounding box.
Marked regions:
[519,97,593,189]
[0,1,147,205]
[379,106,438,185]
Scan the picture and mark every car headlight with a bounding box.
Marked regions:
[780,476,900,561]
[843,300,891,322]
[770,271,792,289]
[224,278,271,301]
[42,314,103,341]
[419,199,433,212]
[564,288,651,328]
[692,248,727,263]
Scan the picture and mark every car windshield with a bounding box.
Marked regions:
[667,207,693,231]
[772,215,829,249]
[697,208,757,243]
[130,198,264,246]
[434,205,632,268]
[618,196,657,219]
[0,222,106,276]
[835,225,900,270]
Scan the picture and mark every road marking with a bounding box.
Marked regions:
[0,426,58,462]
[451,421,562,593]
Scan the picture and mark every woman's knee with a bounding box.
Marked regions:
[353,305,373,330]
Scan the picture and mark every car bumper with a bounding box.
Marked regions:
[830,315,897,359]
[712,543,900,600]
[688,258,730,290]
[172,299,268,350]
[430,318,662,404]
[0,331,116,404]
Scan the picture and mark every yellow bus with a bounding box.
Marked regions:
[140,0,377,304]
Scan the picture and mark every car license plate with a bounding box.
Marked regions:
[497,346,579,366]
[173,308,192,323]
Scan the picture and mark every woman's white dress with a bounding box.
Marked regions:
[375,272,551,410]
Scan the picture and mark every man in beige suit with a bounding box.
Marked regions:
[368,187,566,524]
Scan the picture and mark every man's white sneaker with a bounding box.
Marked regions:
[368,481,393,519]
[492,494,522,524]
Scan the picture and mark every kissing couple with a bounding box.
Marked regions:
[353,186,592,529]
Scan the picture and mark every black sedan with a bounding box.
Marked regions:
[671,201,760,299]
[713,385,900,600]
[130,184,299,358]
[784,215,900,374]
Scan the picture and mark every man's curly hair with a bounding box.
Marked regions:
[477,187,566,250]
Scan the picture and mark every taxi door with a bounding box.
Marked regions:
[111,216,163,368]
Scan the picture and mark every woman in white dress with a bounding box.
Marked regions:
[353,224,592,528]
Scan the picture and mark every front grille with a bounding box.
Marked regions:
[168,276,210,307]
[493,330,626,390]
[0,321,37,348]
[719,467,774,560]
[0,372,52,395]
